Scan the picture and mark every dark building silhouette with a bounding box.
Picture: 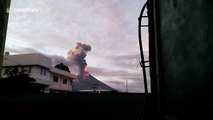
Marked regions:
[54,63,70,72]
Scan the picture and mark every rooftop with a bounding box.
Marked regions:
[3,53,52,68]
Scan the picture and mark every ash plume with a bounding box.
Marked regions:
[48,55,70,66]
[67,42,91,76]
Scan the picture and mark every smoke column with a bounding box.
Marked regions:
[67,42,91,79]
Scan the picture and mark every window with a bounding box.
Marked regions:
[70,79,73,85]
[63,79,67,84]
[53,76,58,82]
[40,68,46,75]
[43,69,46,75]
[40,68,43,75]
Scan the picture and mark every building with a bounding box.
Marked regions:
[49,63,75,93]
[1,53,77,93]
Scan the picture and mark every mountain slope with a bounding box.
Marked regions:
[73,74,116,92]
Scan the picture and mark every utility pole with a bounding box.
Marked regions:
[0,0,11,79]
[126,80,128,93]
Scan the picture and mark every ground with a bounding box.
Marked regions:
[0,93,151,120]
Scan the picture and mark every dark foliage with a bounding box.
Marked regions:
[0,66,45,94]
[0,74,40,94]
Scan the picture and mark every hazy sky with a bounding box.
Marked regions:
[5,0,149,93]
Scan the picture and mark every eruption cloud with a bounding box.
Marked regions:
[67,42,91,78]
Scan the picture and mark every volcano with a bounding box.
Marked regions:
[73,74,117,93]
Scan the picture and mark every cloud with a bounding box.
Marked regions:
[108,54,141,68]
[47,53,148,93]
[47,54,69,66]
[97,75,147,93]
[47,54,147,93]
[107,52,149,69]
[86,65,148,92]
[4,46,39,54]
[5,0,148,93]
[88,66,130,77]
[6,0,146,57]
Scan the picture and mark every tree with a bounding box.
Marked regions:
[0,66,42,94]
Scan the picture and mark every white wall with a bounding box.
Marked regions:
[49,73,73,92]
[1,65,74,92]
[30,66,50,81]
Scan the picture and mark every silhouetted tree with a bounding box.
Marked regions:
[0,66,43,94]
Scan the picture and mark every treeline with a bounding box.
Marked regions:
[0,67,45,94]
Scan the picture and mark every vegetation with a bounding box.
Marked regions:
[0,66,43,94]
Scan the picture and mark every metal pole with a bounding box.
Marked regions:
[126,80,128,93]
[0,0,11,79]
[138,1,149,96]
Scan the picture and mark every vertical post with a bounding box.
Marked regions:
[138,1,149,96]
[0,0,11,79]
[148,0,163,119]
[126,80,128,93]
